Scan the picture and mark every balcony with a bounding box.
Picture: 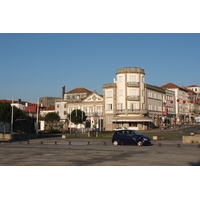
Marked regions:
[127,95,140,101]
[85,112,103,117]
[126,81,140,87]
[66,99,82,103]
[116,109,148,115]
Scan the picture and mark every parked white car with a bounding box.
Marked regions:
[113,127,127,131]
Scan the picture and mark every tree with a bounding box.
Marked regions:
[44,112,60,131]
[0,102,12,133]
[68,109,87,127]
[0,101,26,133]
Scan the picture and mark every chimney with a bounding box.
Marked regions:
[62,86,65,100]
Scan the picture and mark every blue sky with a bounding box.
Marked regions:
[0,33,200,103]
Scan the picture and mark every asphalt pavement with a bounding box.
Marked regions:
[0,136,200,166]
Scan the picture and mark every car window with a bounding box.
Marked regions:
[125,131,134,136]
[134,131,142,136]
[115,131,125,135]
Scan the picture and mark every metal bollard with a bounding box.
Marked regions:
[69,141,71,145]
[27,140,30,144]
[41,141,43,144]
[158,143,162,147]
[87,141,90,145]
[55,141,57,145]
[103,142,107,146]
[19,141,22,144]
[177,144,181,148]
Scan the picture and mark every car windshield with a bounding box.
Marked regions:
[134,131,143,136]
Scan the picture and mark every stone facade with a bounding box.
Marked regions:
[55,89,103,130]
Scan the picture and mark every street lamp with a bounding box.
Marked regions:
[36,98,39,134]
[11,99,14,134]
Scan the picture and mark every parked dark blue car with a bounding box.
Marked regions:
[112,130,151,146]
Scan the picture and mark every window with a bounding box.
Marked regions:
[129,123,137,127]
[129,75,136,82]
[129,89,137,96]
[106,91,113,98]
[118,76,123,82]
[107,104,112,110]
[118,103,123,110]
[64,111,67,115]
[130,103,137,110]
[89,108,93,114]
[142,90,144,96]
[116,131,125,136]
[148,91,152,98]
[142,76,145,83]
[57,104,59,108]
[148,104,152,110]
[126,130,134,136]
[106,116,112,124]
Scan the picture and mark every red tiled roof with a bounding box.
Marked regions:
[0,100,13,103]
[187,85,199,87]
[182,87,197,94]
[0,99,31,105]
[67,88,92,94]
[40,106,55,111]
[24,105,37,113]
[160,83,180,89]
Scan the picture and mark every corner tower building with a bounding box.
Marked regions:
[103,67,153,131]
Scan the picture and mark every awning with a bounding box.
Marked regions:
[112,117,154,123]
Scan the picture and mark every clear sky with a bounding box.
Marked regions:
[0,33,200,103]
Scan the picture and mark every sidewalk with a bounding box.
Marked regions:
[140,125,196,134]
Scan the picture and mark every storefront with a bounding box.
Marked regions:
[112,116,154,130]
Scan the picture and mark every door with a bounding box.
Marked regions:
[125,130,137,145]
[115,130,127,144]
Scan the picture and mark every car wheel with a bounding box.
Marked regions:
[113,141,119,146]
[137,141,143,146]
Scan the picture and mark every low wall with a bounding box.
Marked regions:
[182,135,200,143]
[0,133,13,140]
[0,133,37,140]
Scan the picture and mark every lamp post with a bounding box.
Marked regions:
[36,98,39,134]
[11,99,14,134]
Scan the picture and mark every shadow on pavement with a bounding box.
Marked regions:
[188,161,200,166]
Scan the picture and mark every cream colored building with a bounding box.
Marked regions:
[103,67,153,131]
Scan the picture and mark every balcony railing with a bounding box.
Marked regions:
[85,112,103,117]
[127,95,140,101]
[126,81,140,87]
[116,109,148,114]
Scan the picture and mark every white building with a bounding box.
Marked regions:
[146,84,176,127]
[55,88,103,130]
[160,83,200,123]
[186,85,200,94]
